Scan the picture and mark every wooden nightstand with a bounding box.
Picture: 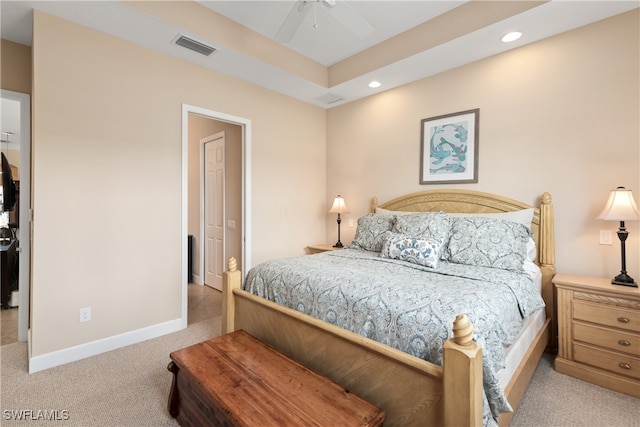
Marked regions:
[553,274,640,397]
[306,244,343,254]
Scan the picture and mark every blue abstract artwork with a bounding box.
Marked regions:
[420,109,478,184]
[429,120,469,175]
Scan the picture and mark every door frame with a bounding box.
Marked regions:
[181,104,251,324]
[200,131,225,290]
[1,89,31,342]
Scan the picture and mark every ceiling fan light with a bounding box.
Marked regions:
[501,31,522,43]
[368,80,381,88]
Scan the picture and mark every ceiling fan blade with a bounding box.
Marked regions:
[325,1,374,39]
[275,0,312,43]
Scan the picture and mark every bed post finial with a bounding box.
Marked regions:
[443,314,483,427]
[371,197,378,213]
[451,314,474,346]
[227,257,238,272]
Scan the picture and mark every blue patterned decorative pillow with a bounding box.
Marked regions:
[446,217,532,271]
[392,212,451,259]
[381,233,441,268]
[346,214,395,252]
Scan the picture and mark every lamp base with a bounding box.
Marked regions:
[612,272,638,288]
[333,242,343,248]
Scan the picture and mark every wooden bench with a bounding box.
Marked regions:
[168,330,386,426]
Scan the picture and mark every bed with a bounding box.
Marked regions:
[222,189,556,426]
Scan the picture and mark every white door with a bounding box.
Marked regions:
[204,133,225,290]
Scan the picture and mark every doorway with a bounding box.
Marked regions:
[0,89,31,344]
[182,104,251,324]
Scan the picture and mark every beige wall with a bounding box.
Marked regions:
[1,39,32,94]
[30,11,326,357]
[1,39,31,181]
[22,6,640,362]
[187,114,243,283]
[327,10,640,280]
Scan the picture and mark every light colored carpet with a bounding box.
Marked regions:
[510,353,639,426]
[2,315,638,426]
[1,318,219,426]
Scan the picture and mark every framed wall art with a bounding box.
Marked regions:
[420,108,479,184]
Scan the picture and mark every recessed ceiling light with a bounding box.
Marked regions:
[501,31,522,43]
[368,80,381,88]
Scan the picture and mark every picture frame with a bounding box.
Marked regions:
[420,108,479,184]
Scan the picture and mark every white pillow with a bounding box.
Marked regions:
[526,237,536,262]
[448,208,534,229]
[375,206,414,215]
[523,259,542,283]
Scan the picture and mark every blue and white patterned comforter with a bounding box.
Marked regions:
[243,249,545,425]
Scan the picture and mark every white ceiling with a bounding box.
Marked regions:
[198,1,467,66]
[1,0,638,146]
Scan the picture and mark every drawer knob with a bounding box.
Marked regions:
[617,317,630,324]
[618,340,631,347]
[618,362,632,370]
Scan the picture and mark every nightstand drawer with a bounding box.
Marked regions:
[574,342,640,380]
[573,301,640,333]
[574,322,640,356]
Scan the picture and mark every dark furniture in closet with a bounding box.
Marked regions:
[0,239,17,309]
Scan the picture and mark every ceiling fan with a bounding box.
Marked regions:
[275,0,374,43]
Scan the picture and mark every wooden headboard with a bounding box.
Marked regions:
[371,189,557,350]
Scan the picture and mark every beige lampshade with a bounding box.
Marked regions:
[329,195,349,214]
[597,187,640,221]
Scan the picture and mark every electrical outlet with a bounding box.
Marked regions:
[348,218,354,228]
[79,307,91,323]
[599,230,613,245]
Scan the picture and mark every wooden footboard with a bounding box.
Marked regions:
[223,258,483,427]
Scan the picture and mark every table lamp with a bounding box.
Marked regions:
[597,186,640,287]
[329,195,349,248]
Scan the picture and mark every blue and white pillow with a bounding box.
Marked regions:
[392,212,451,259]
[346,213,395,252]
[446,217,532,272]
[381,233,441,268]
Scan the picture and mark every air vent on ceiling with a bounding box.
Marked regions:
[315,93,345,105]
[173,34,216,56]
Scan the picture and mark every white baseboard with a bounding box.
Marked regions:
[28,318,185,373]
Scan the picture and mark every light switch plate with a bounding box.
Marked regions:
[599,230,613,245]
